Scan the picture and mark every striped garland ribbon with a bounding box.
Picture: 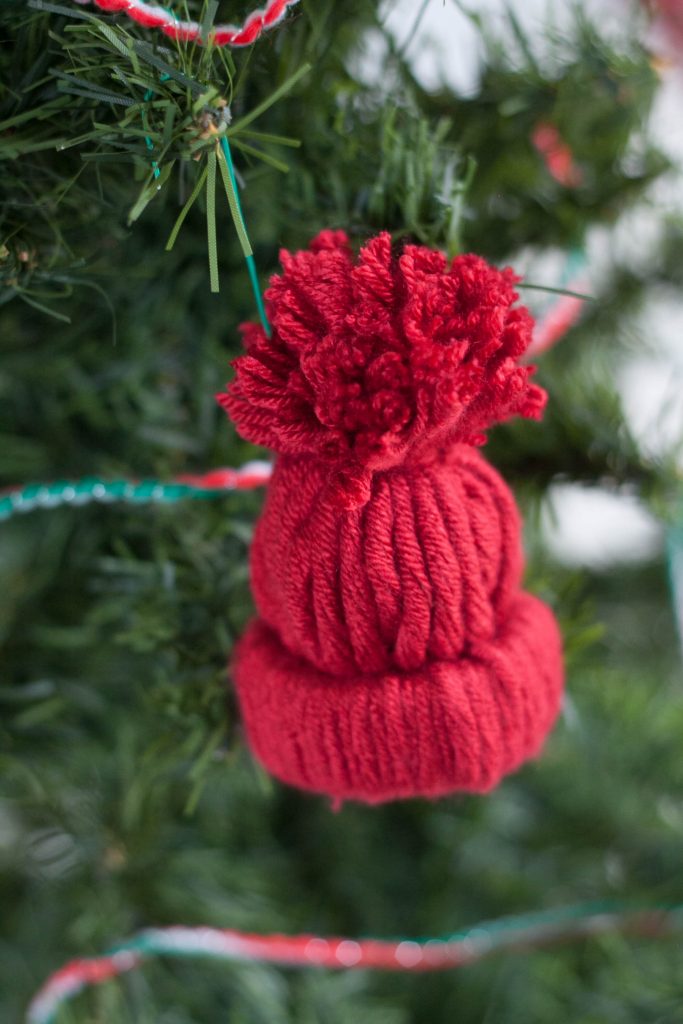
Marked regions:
[26,903,683,1023]
[526,288,586,357]
[75,0,301,46]
[0,462,272,522]
[667,519,683,656]
[525,249,588,358]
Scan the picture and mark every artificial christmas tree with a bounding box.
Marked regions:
[1,1,682,1021]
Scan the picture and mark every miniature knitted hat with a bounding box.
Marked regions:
[219,230,564,804]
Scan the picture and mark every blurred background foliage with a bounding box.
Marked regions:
[1,0,683,1021]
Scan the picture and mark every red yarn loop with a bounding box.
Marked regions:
[219,233,564,804]
[219,230,545,508]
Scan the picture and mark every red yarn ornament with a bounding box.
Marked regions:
[219,231,564,804]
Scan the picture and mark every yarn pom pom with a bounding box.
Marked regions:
[220,231,545,505]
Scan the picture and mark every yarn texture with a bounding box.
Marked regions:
[219,230,564,804]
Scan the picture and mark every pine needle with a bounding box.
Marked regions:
[206,147,219,293]
[165,165,208,252]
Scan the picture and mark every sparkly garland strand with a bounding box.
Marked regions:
[0,462,272,522]
[27,903,683,1023]
[668,521,683,656]
[525,249,588,358]
[527,286,587,357]
[79,0,301,47]
[531,120,583,188]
